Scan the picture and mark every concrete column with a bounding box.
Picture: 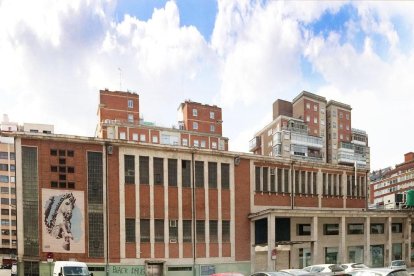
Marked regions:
[342,171,347,208]
[405,217,411,265]
[268,214,276,271]
[339,216,346,263]
[386,217,392,266]
[312,216,319,264]
[317,170,323,208]
[251,221,256,274]
[364,216,371,266]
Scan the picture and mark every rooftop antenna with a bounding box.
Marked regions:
[118,67,122,91]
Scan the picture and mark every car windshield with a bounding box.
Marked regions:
[63,266,89,276]
[329,265,345,272]
[391,261,405,266]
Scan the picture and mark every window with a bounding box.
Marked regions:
[0,152,8,159]
[120,132,126,140]
[51,166,57,172]
[340,123,343,129]
[210,220,218,242]
[140,134,146,142]
[140,219,150,242]
[346,114,350,120]
[183,220,192,242]
[10,165,15,172]
[340,134,343,139]
[370,223,384,234]
[323,224,339,235]
[348,224,364,234]
[192,109,198,117]
[59,150,65,156]
[139,156,149,184]
[306,115,310,122]
[196,220,205,242]
[297,224,311,236]
[51,181,58,188]
[306,103,310,109]
[193,140,199,147]
[182,138,188,146]
[67,150,74,157]
[1,187,8,194]
[212,142,217,149]
[321,107,325,114]
[1,209,8,215]
[9,153,15,160]
[332,122,337,128]
[0,175,9,183]
[153,157,164,185]
[321,119,325,126]
[67,167,75,173]
[128,114,134,123]
[208,162,217,188]
[124,155,135,184]
[193,122,198,130]
[59,166,66,173]
[332,110,337,117]
[325,247,338,264]
[222,220,230,242]
[200,140,206,148]
[210,125,215,132]
[125,218,135,242]
[195,161,204,188]
[152,135,158,143]
[314,117,318,124]
[340,112,343,119]
[221,163,230,189]
[154,219,164,242]
[169,220,178,242]
[182,160,191,188]
[314,105,318,111]
[210,111,215,119]
[0,164,7,171]
[392,223,403,233]
[168,159,177,187]
[346,125,350,130]
[0,198,8,205]
[132,133,138,141]
[128,99,133,108]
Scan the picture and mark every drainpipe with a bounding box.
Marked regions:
[105,143,110,276]
[191,151,196,276]
[291,161,294,210]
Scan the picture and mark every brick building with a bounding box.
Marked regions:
[2,89,413,276]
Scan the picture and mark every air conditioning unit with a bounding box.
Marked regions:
[169,238,177,243]
[169,220,177,227]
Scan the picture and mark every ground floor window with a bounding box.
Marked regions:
[370,244,384,267]
[392,243,402,260]
[325,247,338,264]
[24,261,39,276]
[348,246,364,263]
[299,248,311,268]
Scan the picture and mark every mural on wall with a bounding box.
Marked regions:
[42,189,85,253]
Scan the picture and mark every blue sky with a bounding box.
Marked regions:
[1,0,414,170]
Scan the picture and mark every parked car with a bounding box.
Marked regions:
[389,260,407,270]
[210,273,245,276]
[250,272,290,276]
[340,263,370,272]
[303,264,345,273]
[280,269,310,275]
[349,268,409,276]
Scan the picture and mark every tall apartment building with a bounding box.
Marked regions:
[370,152,414,209]
[96,89,228,151]
[249,91,370,169]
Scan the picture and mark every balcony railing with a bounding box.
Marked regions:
[291,133,323,148]
[249,136,261,151]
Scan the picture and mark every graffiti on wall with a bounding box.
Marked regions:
[42,189,85,253]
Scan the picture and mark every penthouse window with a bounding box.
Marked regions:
[297,224,311,236]
[370,223,384,234]
[124,155,135,184]
[323,224,339,235]
[348,224,364,234]
[153,157,163,185]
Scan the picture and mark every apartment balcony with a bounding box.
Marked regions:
[249,136,261,152]
[291,133,323,149]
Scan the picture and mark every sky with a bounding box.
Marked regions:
[1,0,414,171]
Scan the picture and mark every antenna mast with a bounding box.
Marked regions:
[118,67,122,91]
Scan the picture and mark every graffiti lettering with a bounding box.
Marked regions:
[112,266,128,274]
[131,267,145,275]
[111,266,145,275]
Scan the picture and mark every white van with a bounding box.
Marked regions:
[53,261,92,276]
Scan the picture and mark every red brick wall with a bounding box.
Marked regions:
[169,243,179,258]
[234,158,251,261]
[304,99,320,136]
[183,243,192,258]
[183,102,223,136]
[321,197,343,208]
[99,90,139,123]
[154,243,165,258]
[294,195,318,207]
[222,243,231,257]
[254,194,291,206]
[182,188,192,219]
[195,188,206,219]
[210,243,219,257]
[125,185,136,218]
[196,243,206,258]
[154,185,165,218]
[140,185,150,218]
[168,187,178,219]
[337,109,352,142]
[140,243,151,258]
[209,189,218,220]
[346,198,366,208]
[125,243,136,258]
[221,190,230,220]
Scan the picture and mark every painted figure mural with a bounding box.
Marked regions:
[42,189,85,253]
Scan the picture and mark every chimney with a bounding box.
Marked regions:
[404,152,414,163]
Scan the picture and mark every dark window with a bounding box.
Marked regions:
[263,167,269,192]
[51,166,57,172]
[183,220,192,242]
[371,223,384,234]
[0,198,8,205]
[59,166,66,173]
[67,167,75,173]
[196,220,205,242]
[169,220,178,241]
[68,182,75,189]
[255,167,261,191]
[182,160,191,187]
[124,155,135,184]
[67,150,74,157]
[0,152,8,159]
[1,187,9,193]
[348,224,364,234]
[10,165,15,172]
[59,182,66,188]
[140,219,150,242]
[154,219,164,242]
[59,150,66,156]
[0,164,8,171]
[210,220,218,242]
[168,159,177,186]
[297,224,311,236]
[125,218,135,242]
[87,151,104,204]
[208,162,217,188]
[195,161,204,188]
[51,181,58,188]
[59,158,66,165]
[10,188,15,194]
[50,149,57,156]
[222,220,230,242]
[88,212,104,257]
[392,223,403,233]
[59,174,66,181]
[154,158,164,185]
[168,267,192,272]
[9,153,15,160]
[324,224,339,235]
[221,163,230,189]
[1,209,9,215]
[139,156,149,184]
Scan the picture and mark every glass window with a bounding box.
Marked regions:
[370,244,384,267]
[152,135,158,143]
[182,138,188,146]
[154,219,164,242]
[181,160,191,188]
[168,159,177,187]
[348,246,364,263]
[210,220,218,243]
[0,164,8,171]
[140,219,150,242]
[325,247,338,264]
[169,220,178,241]
[200,140,206,148]
[183,220,192,242]
[193,122,198,130]
[128,99,133,108]
[125,218,135,242]
[324,224,339,235]
[208,162,217,189]
[297,224,311,236]
[392,243,402,260]
[192,109,198,117]
[139,156,149,184]
[132,133,138,141]
[0,175,9,183]
[140,134,146,142]
[210,111,215,119]
[153,157,163,185]
[124,155,135,184]
[210,125,215,132]
[221,163,230,189]
[0,152,8,159]
[392,223,403,233]
[119,132,126,140]
[299,248,311,268]
[222,220,230,242]
[196,220,205,242]
[195,161,204,188]
[348,224,364,234]
[128,114,134,123]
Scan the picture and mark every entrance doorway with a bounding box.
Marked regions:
[146,263,163,276]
